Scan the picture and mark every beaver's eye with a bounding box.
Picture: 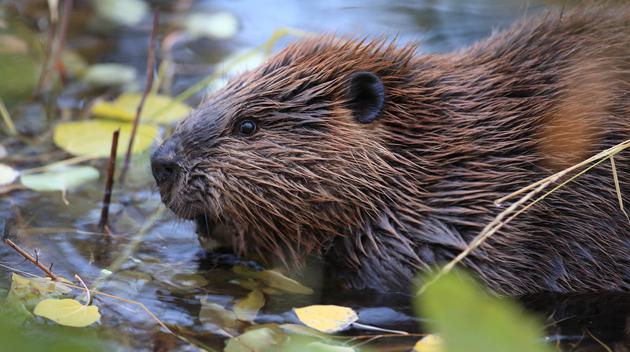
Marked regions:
[238,119,257,136]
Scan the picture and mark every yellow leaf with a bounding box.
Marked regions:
[293,305,358,334]
[233,289,265,321]
[33,298,100,327]
[414,334,443,352]
[92,93,191,124]
[54,120,158,157]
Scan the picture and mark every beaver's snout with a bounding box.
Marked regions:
[151,137,182,186]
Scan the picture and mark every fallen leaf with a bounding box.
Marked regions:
[33,298,100,327]
[414,334,443,352]
[92,93,191,124]
[293,305,358,334]
[199,301,240,333]
[0,163,19,185]
[20,166,99,192]
[53,120,157,157]
[233,289,265,321]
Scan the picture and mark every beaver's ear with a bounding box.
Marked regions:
[347,72,384,124]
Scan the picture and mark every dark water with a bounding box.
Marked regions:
[1,0,629,351]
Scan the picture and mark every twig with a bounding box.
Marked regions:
[74,274,91,305]
[119,11,159,185]
[4,239,58,281]
[51,0,73,85]
[98,129,120,232]
[34,0,58,95]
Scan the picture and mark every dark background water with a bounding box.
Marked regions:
[0,0,628,351]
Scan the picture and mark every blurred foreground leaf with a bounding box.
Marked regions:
[92,93,191,124]
[34,298,101,328]
[416,270,553,352]
[225,326,286,352]
[54,120,157,157]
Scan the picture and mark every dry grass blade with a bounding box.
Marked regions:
[417,139,630,295]
[610,156,629,223]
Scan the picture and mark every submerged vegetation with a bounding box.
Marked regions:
[0,0,627,351]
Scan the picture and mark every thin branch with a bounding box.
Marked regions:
[98,129,120,232]
[74,274,91,305]
[119,11,159,185]
[4,239,58,281]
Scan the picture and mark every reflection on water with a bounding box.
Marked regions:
[1,0,628,351]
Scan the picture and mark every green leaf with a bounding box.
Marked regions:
[82,63,137,87]
[20,166,99,192]
[91,93,192,124]
[53,120,157,157]
[233,289,265,321]
[93,0,148,26]
[0,53,39,104]
[416,270,554,352]
[33,298,101,328]
[0,163,19,185]
[183,12,239,39]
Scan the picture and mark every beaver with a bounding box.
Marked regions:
[151,5,630,295]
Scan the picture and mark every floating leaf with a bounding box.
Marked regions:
[304,341,358,352]
[199,301,240,333]
[33,298,101,327]
[54,120,157,157]
[259,270,313,294]
[183,12,239,39]
[94,0,148,26]
[233,289,265,321]
[414,334,443,352]
[0,163,19,185]
[417,270,554,352]
[169,273,208,290]
[92,93,191,124]
[224,326,286,352]
[6,273,72,313]
[233,267,313,295]
[293,305,358,334]
[20,166,99,192]
[82,63,137,87]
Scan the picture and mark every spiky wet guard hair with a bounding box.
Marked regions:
[158,5,630,295]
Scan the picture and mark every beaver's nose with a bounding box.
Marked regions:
[151,138,182,185]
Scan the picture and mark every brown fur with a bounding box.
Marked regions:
[154,5,630,295]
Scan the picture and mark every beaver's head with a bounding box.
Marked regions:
[151,37,419,262]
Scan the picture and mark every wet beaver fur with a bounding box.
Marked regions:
[152,6,630,295]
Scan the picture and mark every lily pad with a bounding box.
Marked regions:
[0,163,19,185]
[34,298,101,328]
[82,63,137,87]
[233,289,265,321]
[91,93,191,124]
[20,166,99,192]
[293,305,358,334]
[53,120,157,157]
